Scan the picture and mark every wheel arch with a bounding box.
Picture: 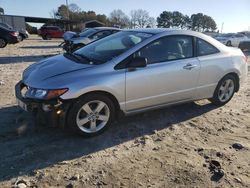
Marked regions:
[219,72,240,92]
[72,90,122,118]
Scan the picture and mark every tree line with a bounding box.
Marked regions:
[51,4,156,29]
[0,7,4,15]
[0,4,217,32]
[157,11,217,32]
[52,4,217,32]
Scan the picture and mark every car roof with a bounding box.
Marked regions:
[122,28,228,52]
[124,28,201,35]
[41,26,60,28]
[93,27,121,31]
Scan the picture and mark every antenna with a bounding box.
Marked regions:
[221,22,224,33]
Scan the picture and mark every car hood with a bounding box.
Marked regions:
[23,54,93,86]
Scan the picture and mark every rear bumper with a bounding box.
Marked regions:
[15,81,71,127]
[8,36,19,44]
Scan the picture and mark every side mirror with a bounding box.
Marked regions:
[127,57,147,68]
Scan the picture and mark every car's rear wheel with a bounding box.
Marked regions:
[210,75,236,106]
[0,38,7,48]
[67,94,115,136]
[226,40,232,46]
[19,34,24,41]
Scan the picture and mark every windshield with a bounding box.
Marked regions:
[74,31,153,64]
[79,28,97,37]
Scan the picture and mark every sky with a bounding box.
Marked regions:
[0,0,249,33]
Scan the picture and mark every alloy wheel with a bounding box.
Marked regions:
[76,100,110,133]
[218,79,235,102]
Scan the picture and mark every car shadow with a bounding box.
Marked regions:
[0,101,218,182]
[20,45,61,49]
[0,55,56,64]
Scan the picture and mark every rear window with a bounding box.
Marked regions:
[197,38,219,56]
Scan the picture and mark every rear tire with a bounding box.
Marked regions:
[19,35,24,41]
[0,38,7,48]
[66,93,115,137]
[210,74,237,106]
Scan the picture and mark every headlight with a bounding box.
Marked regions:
[46,89,68,99]
[25,88,68,100]
[34,89,48,98]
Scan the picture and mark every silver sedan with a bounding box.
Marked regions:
[16,29,248,136]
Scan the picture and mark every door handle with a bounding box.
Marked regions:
[183,63,197,70]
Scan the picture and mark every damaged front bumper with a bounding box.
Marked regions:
[15,81,71,127]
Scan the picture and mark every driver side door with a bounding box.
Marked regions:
[125,35,201,111]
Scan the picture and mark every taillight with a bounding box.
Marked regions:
[10,32,19,37]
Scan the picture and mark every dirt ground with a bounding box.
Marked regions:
[0,35,250,188]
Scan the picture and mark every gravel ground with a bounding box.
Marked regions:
[0,35,250,188]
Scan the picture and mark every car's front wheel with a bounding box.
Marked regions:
[67,94,115,136]
[210,75,236,106]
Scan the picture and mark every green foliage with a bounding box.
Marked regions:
[0,7,4,15]
[52,3,217,31]
[191,13,217,32]
[53,4,109,24]
[157,11,173,28]
[157,11,217,31]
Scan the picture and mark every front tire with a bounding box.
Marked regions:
[67,94,115,137]
[210,75,236,106]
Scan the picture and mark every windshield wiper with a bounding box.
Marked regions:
[74,53,92,62]
[64,52,90,64]
[74,53,104,64]
[64,52,81,62]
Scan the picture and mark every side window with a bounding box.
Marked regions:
[134,35,193,64]
[197,38,219,56]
